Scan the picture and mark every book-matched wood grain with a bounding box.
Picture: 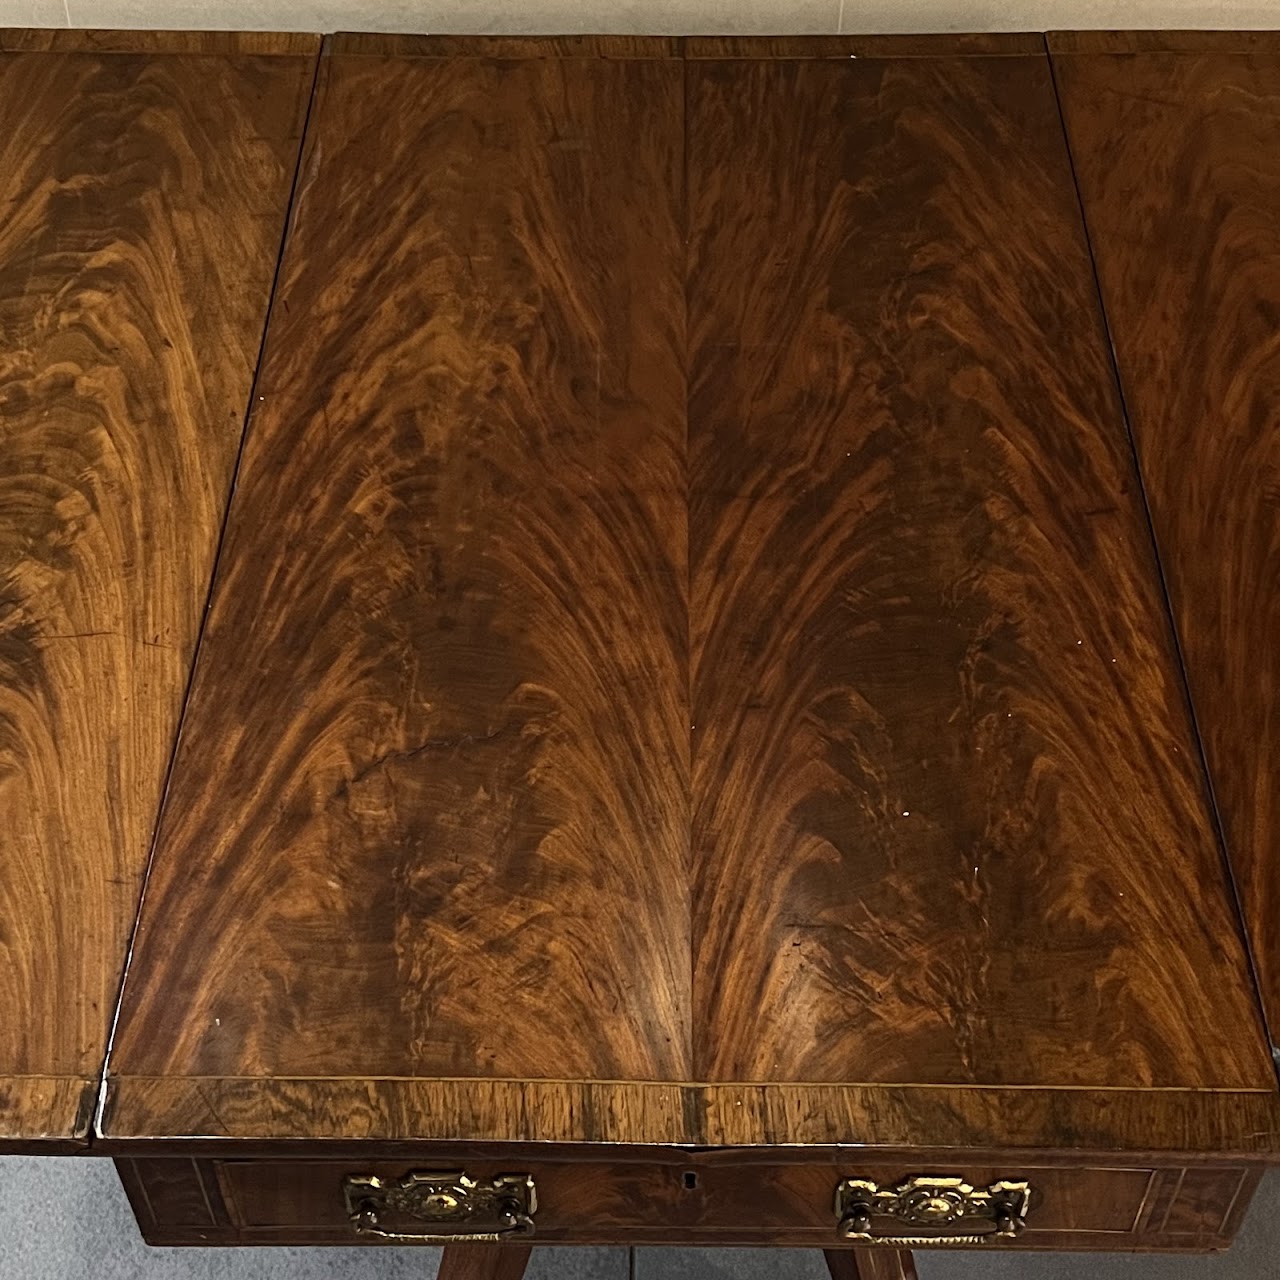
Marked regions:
[1051,32,1280,1064]
[109,45,692,1086]
[102,35,1277,1151]
[686,51,1270,1089]
[0,32,316,1145]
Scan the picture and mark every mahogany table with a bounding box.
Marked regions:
[3,26,1280,1280]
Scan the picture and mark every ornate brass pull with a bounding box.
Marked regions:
[835,1176,1030,1246]
[342,1171,536,1243]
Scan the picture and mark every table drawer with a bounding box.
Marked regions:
[118,1155,1260,1251]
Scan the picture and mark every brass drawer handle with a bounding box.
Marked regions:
[342,1171,536,1243]
[835,1176,1030,1246]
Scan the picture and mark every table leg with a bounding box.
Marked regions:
[824,1247,919,1280]
[435,1244,534,1280]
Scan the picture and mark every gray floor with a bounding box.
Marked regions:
[1,1159,1278,1279]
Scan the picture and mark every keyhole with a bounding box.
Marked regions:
[683,1171,699,1190]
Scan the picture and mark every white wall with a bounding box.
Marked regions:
[7,0,1280,34]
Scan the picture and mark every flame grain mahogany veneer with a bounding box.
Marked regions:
[4,25,1280,1271]
[1053,25,1280,1084]
[103,29,1276,1148]
[0,26,317,1150]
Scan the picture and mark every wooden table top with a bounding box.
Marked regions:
[0,27,318,1149]
[3,28,1280,1159]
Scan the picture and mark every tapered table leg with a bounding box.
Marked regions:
[824,1247,919,1280]
[436,1244,534,1280]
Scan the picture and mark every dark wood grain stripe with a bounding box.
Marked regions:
[1053,45,1280,1062]
[109,47,691,1087]
[1049,30,1280,55]
[329,33,682,58]
[684,35,1045,58]
[0,29,318,54]
[0,40,315,1146]
[686,52,1272,1089]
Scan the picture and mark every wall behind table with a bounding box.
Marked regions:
[7,0,1280,37]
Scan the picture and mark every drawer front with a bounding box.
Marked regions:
[118,1156,1261,1251]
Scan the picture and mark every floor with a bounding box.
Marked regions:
[1,1159,1278,1279]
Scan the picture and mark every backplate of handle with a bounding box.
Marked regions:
[835,1176,1030,1246]
[343,1171,536,1243]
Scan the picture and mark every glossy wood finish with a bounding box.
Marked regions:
[115,1152,1262,1250]
[685,47,1267,1088]
[98,33,1279,1155]
[109,38,690,1086]
[1050,30,1280,1064]
[0,29,316,1147]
